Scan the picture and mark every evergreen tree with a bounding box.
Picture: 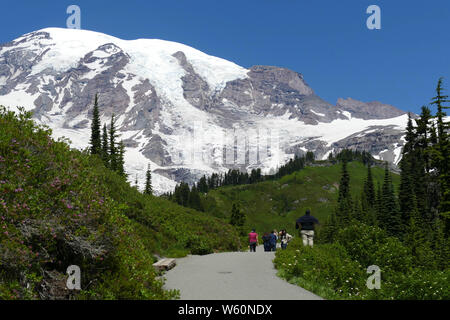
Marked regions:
[337,160,352,223]
[416,106,432,173]
[101,124,109,166]
[229,203,245,227]
[430,78,450,234]
[117,141,126,177]
[305,151,315,163]
[380,162,401,236]
[399,114,418,227]
[144,163,152,195]
[433,218,450,270]
[363,163,375,207]
[108,114,118,172]
[188,186,203,211]
[90,94,101,155]
[174,182,190,207]
[197,175,209,193]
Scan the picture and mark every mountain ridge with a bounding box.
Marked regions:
[0,28,409,193]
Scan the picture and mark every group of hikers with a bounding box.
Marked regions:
[247,209,319,252]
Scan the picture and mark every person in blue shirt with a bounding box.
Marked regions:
[270,230,278,251]
[295,209,319,247]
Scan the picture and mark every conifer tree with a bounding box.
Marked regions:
[416,106,432,173]
[174,182,190,207]
[433,219,450,270]
[363,163,375,207]
[197,175,208,193]
[90,94,101,155]
[144,163,152,195]
[108,114,118,172]
[430,78,450,234]
[337,160,352,223]
[230,203,245,227]
[399,115,418,227]
[117,141,126,177]
[380,162,401,236]
[375,181,382,219]
[101,124,109,166]
[188,185,203,211]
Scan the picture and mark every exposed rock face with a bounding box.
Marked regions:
[337,98,407,120]
[0,28,410,193]
[218,66,342,125]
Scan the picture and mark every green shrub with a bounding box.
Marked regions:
[335,223,413,273]
[0,106,240,299]
[274,225,449,300]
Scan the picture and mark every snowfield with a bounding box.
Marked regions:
[0,28,414,194]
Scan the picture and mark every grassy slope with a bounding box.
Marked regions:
[202,162,400,236]
[0,107,240,299]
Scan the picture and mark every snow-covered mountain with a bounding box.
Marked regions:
[0,28,410,194]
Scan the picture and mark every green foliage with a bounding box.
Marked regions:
[108,114,118,172]
[275,225,449,300]
[144,163,152,195]
[0,106,240,299]
[89,94,101,155]
[229,203,245,227]
[380,163,402,236]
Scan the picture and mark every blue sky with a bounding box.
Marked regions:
[1,0,449,114]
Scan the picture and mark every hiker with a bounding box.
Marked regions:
[262,232,272,252]
[270,230,278,251]
[248,229,258,252]
[295,209,319,247]
[279,229,293,250]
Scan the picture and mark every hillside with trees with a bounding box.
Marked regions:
[0,106,240,300]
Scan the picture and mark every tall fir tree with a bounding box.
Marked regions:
[416,106,432,173]
[108,114,118,172]
[174,182,190,207]
[362,163,377,226]
[188,185,203,212]
[101,124,109,166]
[430,78,450,234]
[337,160,352,224]
[144,163,152,195]
[117,141,126,177]
[197,175,209,193]
[399,113,418,228]
[363,163,375,207]
[89,94,101,155]
[230,203,245,227]
[375,181,382,221]
[380,162,402,236]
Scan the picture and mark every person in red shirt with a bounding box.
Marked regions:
[248,229,258,252]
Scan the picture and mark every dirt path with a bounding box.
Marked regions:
[163,246,322,300]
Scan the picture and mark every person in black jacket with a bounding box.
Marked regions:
[295,209,319,247]
[262,232,272,252]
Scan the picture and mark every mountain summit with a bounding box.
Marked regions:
[0,28,408,193]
